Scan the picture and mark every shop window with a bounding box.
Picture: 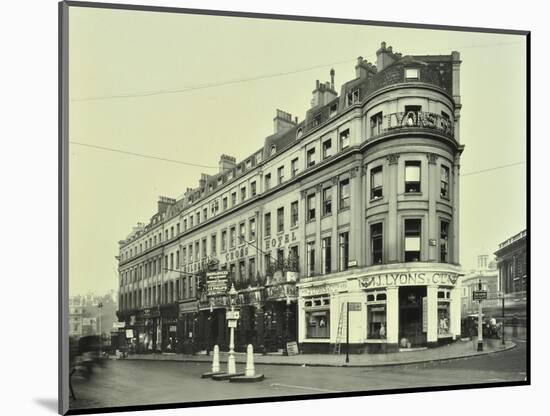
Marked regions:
[291,201,299,227]
[307,148,316,167]
[305,298,330,338]
[405,161,421,193]
[307,194,316,220]
[322,139,332,159]
[339,178,350,209]
[404,219,421,262]
[291,158,299,178]
[440,221,449,263]
[441,165,450,198]
[370,112,383,137]
[307,241,316,277]
[340,129,350,150]
[438,302,451,336]
[371,223,383,264]
[367,292,387,339]
[277,207,284,233]
[339,232,349,271]
[322,187,332,216]
[371,166,383,200]
[322,237,331,275]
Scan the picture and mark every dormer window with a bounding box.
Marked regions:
[405,68,420,81]
[313,114,322,127]
[329,103,338,118]
[270,145,277,156]
[296,128,303,139]
[245,159,252,170]
[346,89,360,106]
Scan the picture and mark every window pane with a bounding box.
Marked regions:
[405,165,420,181]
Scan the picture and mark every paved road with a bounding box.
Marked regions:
[70,340,527,411]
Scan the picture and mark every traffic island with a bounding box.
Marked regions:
[229,374,265,383]
[211,372,245,381]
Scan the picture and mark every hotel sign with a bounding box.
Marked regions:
[264,231,298,250]
[359,272,460,289]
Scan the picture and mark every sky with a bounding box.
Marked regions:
[68,6,527,295]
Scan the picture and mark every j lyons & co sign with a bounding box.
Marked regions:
[360,272,460,288]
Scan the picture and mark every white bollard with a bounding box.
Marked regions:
[245,344,255,377]
[212,345,220,373]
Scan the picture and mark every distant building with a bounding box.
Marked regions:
[494,230,527,328]
[461,255,499,318]
[69,296,83,338]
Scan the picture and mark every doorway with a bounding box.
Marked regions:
[398,286,427,347]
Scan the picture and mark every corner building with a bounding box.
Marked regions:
[116,42,464,355]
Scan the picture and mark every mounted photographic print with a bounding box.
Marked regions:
[59,1,530,414]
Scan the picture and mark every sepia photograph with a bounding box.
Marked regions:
[59,1,529,414]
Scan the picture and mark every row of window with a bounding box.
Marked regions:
[121,157,451,264]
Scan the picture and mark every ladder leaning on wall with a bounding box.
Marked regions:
[333,302,346,354]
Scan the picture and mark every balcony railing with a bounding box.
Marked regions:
[371,111,454,139]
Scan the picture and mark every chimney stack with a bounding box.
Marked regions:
[376,41,398,71]
[273,109,296,134]
[157,196,176,215]
[310,71,338,108]
[219,154,236,174]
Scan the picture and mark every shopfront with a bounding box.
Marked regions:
[159,303,179,352]
[178,299,199,353]
[297,266,462,354]
[263,283,297,353]
[142,307,160,353]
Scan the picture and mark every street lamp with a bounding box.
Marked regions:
[227,283,238,375]
[283,295,291,356]
[97,302,103,356]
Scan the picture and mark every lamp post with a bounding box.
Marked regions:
[208,302,214,355]
[97,302,103,356]
[477,279,483,352]
[227,283,238,375]
[501,291,505,346]
[283,295,291,356]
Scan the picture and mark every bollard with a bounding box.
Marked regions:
[212,345,220,373]
[245,344,255,377]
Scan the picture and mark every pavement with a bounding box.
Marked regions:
[123,337,515,367]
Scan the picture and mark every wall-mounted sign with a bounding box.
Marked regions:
[299,281,348,297]
[226,310,240,320]
[359,272,460,288]
[348,260,358,268]
[125,329,134,339]
[227,320,237,328]
[206,271,229,296]
[348,302,362,311]
[472,290,488,301]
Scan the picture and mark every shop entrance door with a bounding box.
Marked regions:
[398,286,427,348]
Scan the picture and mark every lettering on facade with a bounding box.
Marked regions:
[264,231,297,250]
[299,281,348,297]
[225,246,249,262]
[359,272,460,288]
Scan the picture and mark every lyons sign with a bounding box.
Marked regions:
[359,272,460,288]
